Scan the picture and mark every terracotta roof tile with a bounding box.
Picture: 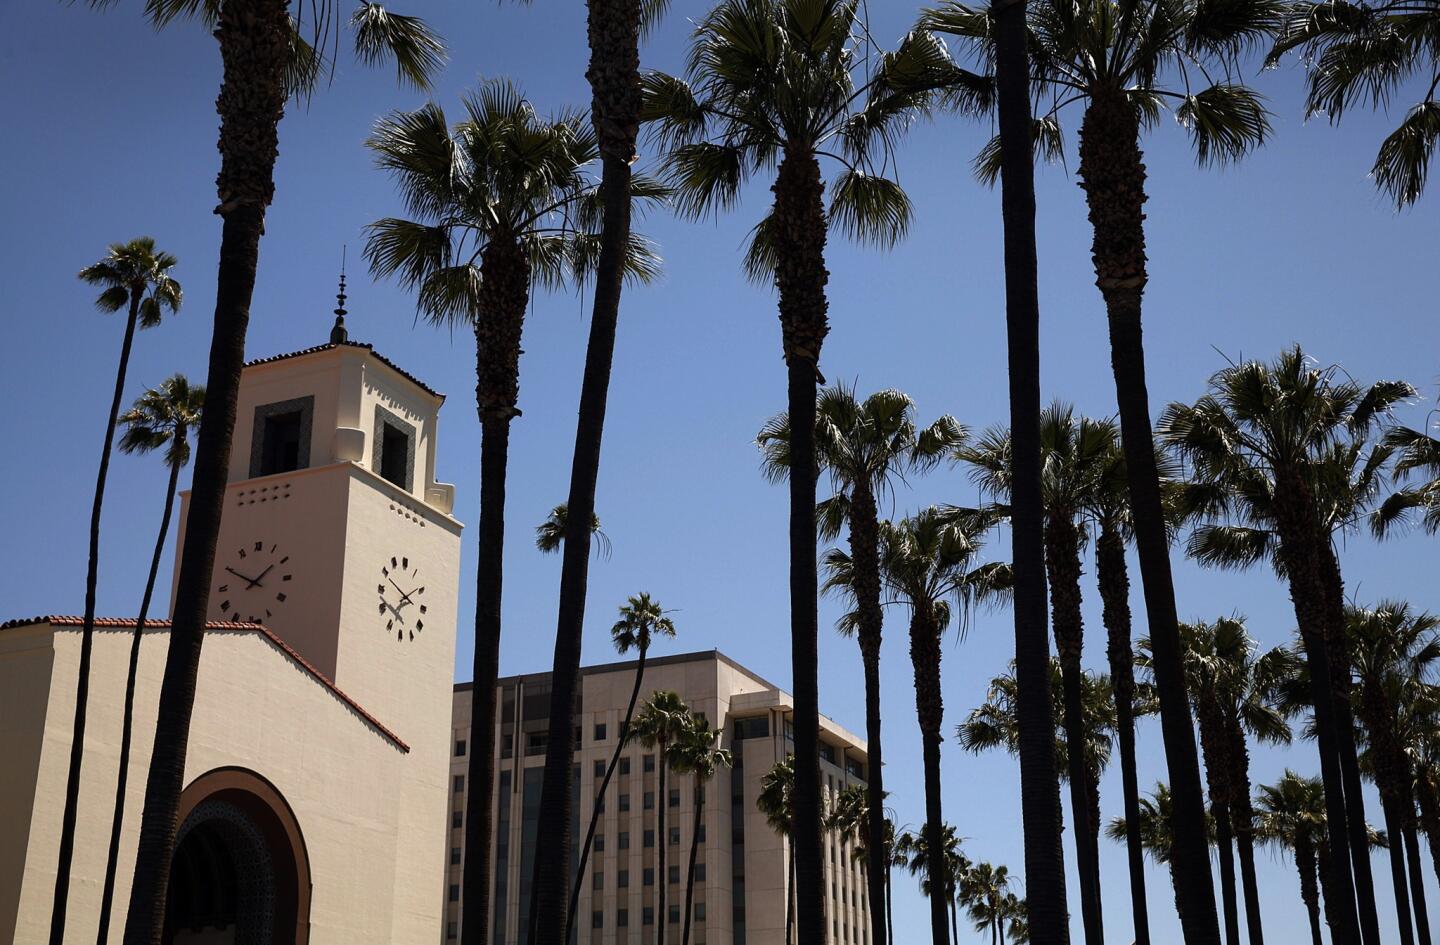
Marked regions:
[1,616,408,752]
[244,340,443,401]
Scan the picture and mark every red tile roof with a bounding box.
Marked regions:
[244,340,444,401]
[1,616,408,752]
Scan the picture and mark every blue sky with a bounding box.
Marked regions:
[3,0,1439,942]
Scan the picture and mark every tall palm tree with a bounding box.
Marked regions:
[117,7,442,940]
[669,714,732,945]
[645,9,985,939]
[535,502,611,557]
[50,238,182,945]
[1083,432,1151,944]
[896,824,971,945]
[1269,0,1440,207]
[1255,771,1330,945]
[832,508,1007,945]
[1161,346,1415,945]
[568,593,677,940]
[760,382,965,945]
[528,0,670,933]
[981,0,1071,924]
[94,375,203,944]
[632,690,691,945]
[1143,617,1290,945]
[365,82,660,945]
[924,0,1284,934]
[758,756,798,945]
[959,861,1015,945]
[1105,782,1214,919]
[1348,601,1440,945]
[962,405,1114,944]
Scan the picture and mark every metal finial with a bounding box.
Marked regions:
[330,245,349,344]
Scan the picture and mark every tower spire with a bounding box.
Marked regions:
[330,245,349,344]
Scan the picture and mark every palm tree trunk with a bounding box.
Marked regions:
[51,289,141,945]
[97,447,183,945]
[1214,800,1241,945]
[849,483,889,945]
[122,2,288,939]
[659,744,669,945]
[1403,810,1433,945]
[1196,708,1239,945]
[1318,543,1382,945]
[1077,89,1220,945]
[950,889,960,945]
[463,241,530,945]
[1046,519,1103,945]
[1320,842,1346,941]
[530,1,642,940]
[1225,720,1264,945]
[993,8,1069,939]
[911,609,951,945]
[773,142,830,945]
[681,780,704,945]
[1095,523,1149,945]
[1381,795,1418,945]
[1415,770,1440,890]
[569,649,647,939]
[787,841,797,945]
[886,859,894,945]
[1273,481,1363,945]
[1297,838,1324,945]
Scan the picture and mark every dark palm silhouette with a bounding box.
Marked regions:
[669,714,731,945]
[632,690,691,945]
[51,237,181,945]
[757,756,797,945]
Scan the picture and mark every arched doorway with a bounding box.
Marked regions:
[163,768,311,945]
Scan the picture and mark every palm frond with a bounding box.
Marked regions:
[350,1,445,91]
[1175,84,1271,165]
[829,171,912,248]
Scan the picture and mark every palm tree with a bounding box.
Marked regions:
[1255,771,1329,945]
[857,815,902,944]
[1083,432,1151,944]
[1161,346,1415,945]
[1269,0,1440,207]
[1143,617,1290,945]
[535,502,611,557]
[117,6,442,940]
[94,375,203,944]
[1374,422,1440,536]
[833,508,1007,945]
[896,824,971,945]
[632,690,691,945]
[669,714,732,945]
[50,238,182,945]
[528,0,671,933]
[959,861,1015,945]
[962,404,1115,944]
[1105,782,1214,918]
[760,383,965,945]
[644,9,985,939]
[1348,601,1440,945]
[1001,893,1030,945]
[758,756,798,945]
[365,83,660,945]
[924,0,1285,934]
[568,593,677,940]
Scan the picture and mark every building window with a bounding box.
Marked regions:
[696,903,706,921]
[695,864,706,882]
[595,834,605,852]
[644,829,655,848]
[596,796,605,814]
[669,788,680,808]
[619,757,631,776]
[669,827,680,845]
[669,906,681,924]
[594,759,606,778]
[452,810,463,828]
[669,865,680,885]
[618,909,629,928]
[372,405,415,490]
[595,722,607,741]
[733,716,768,740]
[820,743,837,765]
[454,775,465,793]
[593,871,604,890]
[698,824,706,843]
[450,847,461,865]
[250,396,313,477]
[846,758,865,779]
[619,869,630,888]
[592,910,604,930]
[619,793,631,812]
[619,831,630,850]
[643,754,656,773]
[447,921,457,939]
[527,732,548,754]
[455,739,466,756]
[448,884,459,903]
[644,791,655,810]
[643,907,655,926]
[643,868,656,887]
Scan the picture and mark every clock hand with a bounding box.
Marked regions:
[249,563,275,588]
[225,565,259,586]
[388,577,415,605]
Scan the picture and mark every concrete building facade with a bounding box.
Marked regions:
[443,651,872,945]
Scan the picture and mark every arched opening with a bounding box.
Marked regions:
[163,768,311,945]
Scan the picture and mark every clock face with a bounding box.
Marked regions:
[215,540,293,625]
[377,555,426,642]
